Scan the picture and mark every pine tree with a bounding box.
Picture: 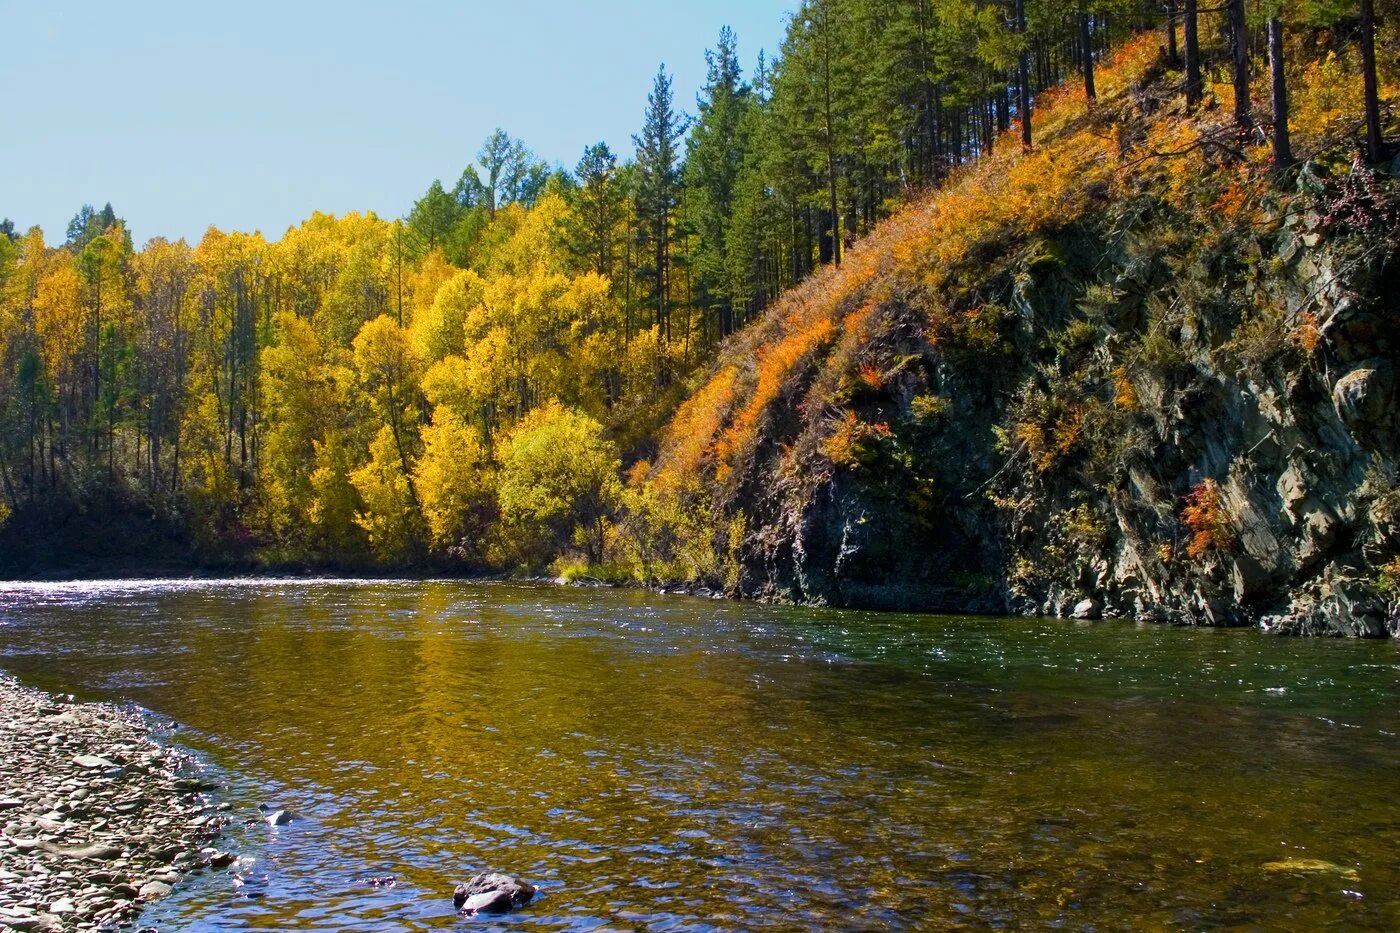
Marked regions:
[1227,0,1251,135]
[1360,0,1384,163]
[563,142,626,280]
[1183,0,1202,108]
[685,27,752,338]
[406,181,462,255]
[1267,12,1292,171]
[633,65,686,351]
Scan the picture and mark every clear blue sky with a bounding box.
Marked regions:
[1,0,793,246]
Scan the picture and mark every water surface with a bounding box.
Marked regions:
[1,579,1397,929]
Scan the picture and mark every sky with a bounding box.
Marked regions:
[1,0,793,246]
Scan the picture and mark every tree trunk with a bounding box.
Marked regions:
[1184,0,1202,108]
[1361,0,1384,163]
[1016,0,1032,148]
[1228,0,1251,135]
[821,1,841,266]
[1166,0,1180,68]
[1268,17,1293,171]
[1081,9,1097,102]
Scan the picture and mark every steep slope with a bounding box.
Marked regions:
[646,35,1400,635]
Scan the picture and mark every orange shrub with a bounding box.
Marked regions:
[1182,479,1235,559]
[1290,311,1321,355]
[857,363,884,390]
[1112,367,1140,410]
[654,365,740,492]
[822,411,892,469]
[715,317,837,480]
[1016,406,1085,473]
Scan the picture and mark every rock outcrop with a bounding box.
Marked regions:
[650,51,1400,637]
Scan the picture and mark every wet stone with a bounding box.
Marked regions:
[0,675,232,932]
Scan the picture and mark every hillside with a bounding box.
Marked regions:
[643,34,1400,636]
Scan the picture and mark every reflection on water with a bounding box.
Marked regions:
[1,579,1397,929]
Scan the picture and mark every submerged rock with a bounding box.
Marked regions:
[452,872,537,915]
[1262,858,1360,881]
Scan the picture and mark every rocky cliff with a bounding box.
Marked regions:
[647,37,1400,636]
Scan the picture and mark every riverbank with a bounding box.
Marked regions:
[0,676,230,932]
[5,564,1400,638]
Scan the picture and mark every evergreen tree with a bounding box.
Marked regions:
[563,142,626,280]
[685,27,752,337]
[633,65,686,349]
[406,181,462,255]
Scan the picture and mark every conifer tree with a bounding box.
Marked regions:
[563,142,625,281]
[686,27,752,338]
[633,65,686,349]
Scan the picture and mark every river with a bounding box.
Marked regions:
[0,579,1397,929]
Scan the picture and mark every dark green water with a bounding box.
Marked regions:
[1,579,1397,930]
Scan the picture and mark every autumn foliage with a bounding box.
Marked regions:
[1181,480,1235,560]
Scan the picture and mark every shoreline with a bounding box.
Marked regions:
[1,567,1396,639]
[0,676,231,932]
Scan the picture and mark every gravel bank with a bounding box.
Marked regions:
[0,676,231,932]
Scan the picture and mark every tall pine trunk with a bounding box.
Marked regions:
[821,1,841,266]
[1268,17,1293,171]
[1081,9,1097,102]
[1016,0,1032,148]
[1184,0,1202,107]
[1166,1,1180,68]
[1228,0,1252,135]
[1360,0,1384,162]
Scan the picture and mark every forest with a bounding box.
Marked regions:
[0,0,1396,608]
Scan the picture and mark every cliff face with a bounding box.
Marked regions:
[649,38,1400,635]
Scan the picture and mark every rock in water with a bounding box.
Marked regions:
[138,880,175,900]
[1071,598,1102,620]
[266,809,295,826]
[1262,858,1360,881]
[452,872,537,915]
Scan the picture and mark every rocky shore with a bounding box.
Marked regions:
[0,677,231,932]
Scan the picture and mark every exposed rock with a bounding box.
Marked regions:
[452,872,537,916]
[0,675,231,932]
[40,842,123,861]
[265,809,295,827]
[679,163,1400,638]
[1332,360,1395,442]
[1071,599,1102,620]
[137,880,174,900]
[71,755,119,771]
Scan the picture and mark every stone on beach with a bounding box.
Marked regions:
[0,675,231,932]
[71,755,120,771]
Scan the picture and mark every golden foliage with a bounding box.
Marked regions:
[714,316,837,480]
[1112,367,1140,411]
[822,410,892,469]
[1015,406,1084,473]
[1181,479,1234,559]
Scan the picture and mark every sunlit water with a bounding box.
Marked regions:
[1,579,1398,930]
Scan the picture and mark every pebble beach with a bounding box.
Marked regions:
[0,676,230,932]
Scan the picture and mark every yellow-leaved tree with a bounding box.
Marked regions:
[496,400,622,566]
[414,410,493,557]
[349,315,424,560]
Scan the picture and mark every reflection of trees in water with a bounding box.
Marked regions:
[1,582,1398,929]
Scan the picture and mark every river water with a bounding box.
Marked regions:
[0,579,1397,930]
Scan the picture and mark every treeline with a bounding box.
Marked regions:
[0,0,1393,571]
